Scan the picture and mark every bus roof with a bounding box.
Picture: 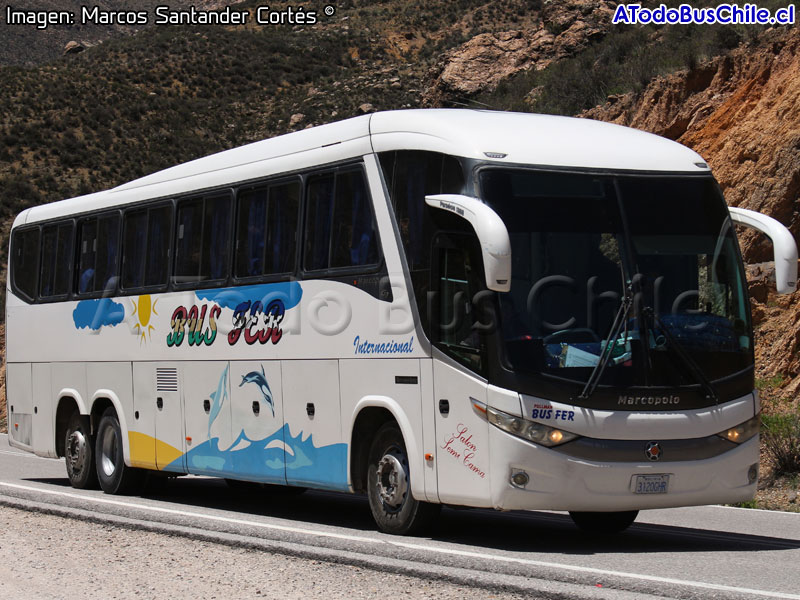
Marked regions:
[16,109,709,226]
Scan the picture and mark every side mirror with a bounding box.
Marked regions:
[729,206,797,294]
[425,194,511,292]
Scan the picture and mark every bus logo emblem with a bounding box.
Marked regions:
[645,442,662,461]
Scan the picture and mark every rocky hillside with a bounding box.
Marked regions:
[583,25,800,406]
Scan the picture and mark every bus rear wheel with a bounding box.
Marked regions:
[96,408,143,495]
[569,510,639,534]
[65,413,99,489]
[367,423,439,535]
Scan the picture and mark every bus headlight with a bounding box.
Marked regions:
[717,414,759,444]
[485,405,579,447]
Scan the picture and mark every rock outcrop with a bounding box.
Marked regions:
[424,1,613,105]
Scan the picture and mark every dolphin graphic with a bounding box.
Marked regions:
[240,364,275,417]
[208,364,230,439]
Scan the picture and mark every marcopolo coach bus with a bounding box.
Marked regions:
[6,109,798,535]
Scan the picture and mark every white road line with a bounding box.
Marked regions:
[1,480,799,600]
[0,481,378,544]
[389,541,800,600]
[714,504,800,516]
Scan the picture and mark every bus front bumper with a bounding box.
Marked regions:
[489,426,759,512]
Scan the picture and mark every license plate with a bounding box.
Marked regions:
[632,474,670,494]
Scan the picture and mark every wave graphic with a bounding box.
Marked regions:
[170,423,348,491]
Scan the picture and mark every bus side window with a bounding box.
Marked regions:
[95,214,120,294]
[200,195,231,282]
[77,219,98,294]
[433,233,485,374]
[145,205,172,287]
[11,227,40,301]
[39,221,73,299]
[305,169,379,272]
[122,204,171,291]
[331,170,378,268]
[265,180,300,275]
[175,198,203,283]
[304,173,336,271]
[122,210,148,289]
[175,194,230,285]
[236,186,268,278]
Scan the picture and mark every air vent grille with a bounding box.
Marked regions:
[156,368,179,392]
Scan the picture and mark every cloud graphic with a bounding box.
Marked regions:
[73,298,125,330]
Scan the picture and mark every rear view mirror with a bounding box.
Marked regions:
[729,206,797,294]
[425,194,511,292]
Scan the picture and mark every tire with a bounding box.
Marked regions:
[367,423,440,535]
[569,510,639,535]
[95,408,143,495]
[64,413,99,489]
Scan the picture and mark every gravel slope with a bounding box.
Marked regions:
[0,505,525,600]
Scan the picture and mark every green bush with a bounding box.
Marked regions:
[762,414,800,476]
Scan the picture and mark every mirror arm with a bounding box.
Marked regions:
[729,206,797,294]
[425,194,511,292]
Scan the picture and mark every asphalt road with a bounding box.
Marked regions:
[2,433,799,600]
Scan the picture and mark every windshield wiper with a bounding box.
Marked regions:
[644,307,719,404]
[578,286,634,400]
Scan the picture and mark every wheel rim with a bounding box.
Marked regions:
[100,425,118,478]
[375,448,408,512]
[67,430,87,475]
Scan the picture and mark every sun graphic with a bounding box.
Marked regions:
[132,295,158,344]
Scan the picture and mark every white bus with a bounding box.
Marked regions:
[6,109,797,535]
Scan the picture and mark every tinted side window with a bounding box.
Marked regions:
[11,227,40,301]
[145,205,172,287]
[379,151,465,271]
[122,204,172,290]
[175,194,231,285]
[77,215,120,295]
[95,214,120,294]
[122,210,148,289]
[236,180,300,279]
[305,173,335,271]
[175,199,202,283]
[379,151,467,337]
[236,187,267,278]
[331,170,378,268]
[305,169,378,272]
[201,195,232,281]
[40,221,73,298]
[264,181,300,274]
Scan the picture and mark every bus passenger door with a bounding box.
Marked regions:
[131,362,185,473]
[182,361,231,477]
[432,234,492,506]
[281,360,347,491]
[227,361,285,484]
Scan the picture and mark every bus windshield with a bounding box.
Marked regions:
[479,168,752,389]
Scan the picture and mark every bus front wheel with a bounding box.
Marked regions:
[65,413,99,489]
[569,510,639,534]
[96,408,142,495]
[367,423,439,535]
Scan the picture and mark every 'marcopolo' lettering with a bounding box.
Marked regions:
[618,395,681,407]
